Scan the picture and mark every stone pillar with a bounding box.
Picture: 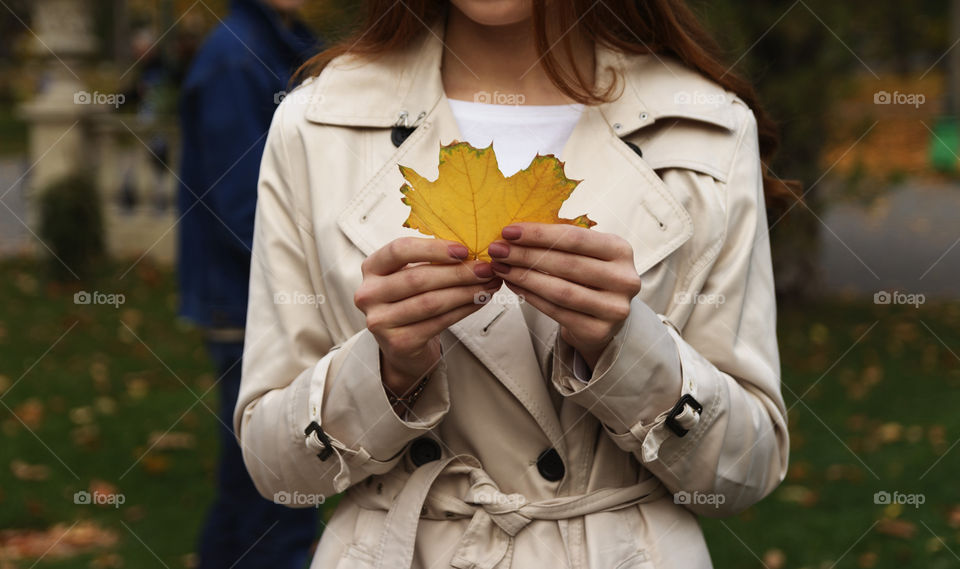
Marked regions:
[17,0,103,227]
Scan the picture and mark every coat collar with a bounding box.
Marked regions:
[312,18,734,459]
[304,18,739,135]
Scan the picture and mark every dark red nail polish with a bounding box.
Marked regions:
[448,244,469,258]
[488,242,509,258]
[491,261,510,274]
[473,263,493,278]
[502,226,521,240]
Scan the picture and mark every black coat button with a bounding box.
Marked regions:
[536,448,565,481]
[391,126,416,147]
[624,140,643,158]
[409,437,441,467]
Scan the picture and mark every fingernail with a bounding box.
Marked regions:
[502,226,522,240]
[448,244,469,258]
[487,242,509,258]
[473,263,493,278]
[491,261,510,274]
[485,278,503,289]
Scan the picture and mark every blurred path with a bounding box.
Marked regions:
[0,155,30,256]
[818,182,960,298]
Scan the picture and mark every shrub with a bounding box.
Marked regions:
[37,172,105,281]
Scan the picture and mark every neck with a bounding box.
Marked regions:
[441,7,593,105]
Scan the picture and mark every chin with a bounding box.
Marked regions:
[450,0,534,26]
[268,0,306,13]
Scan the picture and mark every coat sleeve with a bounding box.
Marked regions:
[234,97,451,504]
[549,105,789,517]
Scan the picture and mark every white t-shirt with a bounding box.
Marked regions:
[446,98,584,175]
[447,97,593,382]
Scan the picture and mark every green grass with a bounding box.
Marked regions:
[0,108,27,156]
[1,258,958,567]
[0,257,221,566]
[702,298,960,568]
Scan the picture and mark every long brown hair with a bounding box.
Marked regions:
[295,0,800,211]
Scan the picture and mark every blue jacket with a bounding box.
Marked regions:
[177,0,318,329]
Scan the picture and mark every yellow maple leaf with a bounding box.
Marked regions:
[399,141,595,261]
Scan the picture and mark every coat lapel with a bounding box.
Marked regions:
[557,105,694,278]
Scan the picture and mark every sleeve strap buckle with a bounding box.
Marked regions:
[665,394,703,437]
[304,421,334,461]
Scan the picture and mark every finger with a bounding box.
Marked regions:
[493,263,629,321]
[487,241,632,291]
[375,279,502,328]
[502,281,605,338]
[371,260,496,303]
[362,237,469,276]
[499,223,629,261]
[402,301,489,344]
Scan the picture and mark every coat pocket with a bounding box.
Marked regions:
[333,507,387,569]
[614,549,656,569]
[583,506,658,569]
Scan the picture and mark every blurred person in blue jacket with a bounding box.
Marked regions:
[176,1,319,567]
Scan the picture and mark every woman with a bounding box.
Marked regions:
[235,1,792,567]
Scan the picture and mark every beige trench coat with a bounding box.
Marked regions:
[235,20,789,569]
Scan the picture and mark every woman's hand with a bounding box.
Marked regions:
[354,237,501,396]
[487,223,642,369]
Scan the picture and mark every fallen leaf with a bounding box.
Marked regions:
[762,548,785,569]
[875,422,902,444]
[777,485,818,507]
[126,378,149,399]
[12,398,44,429]
[946,505,960,528]
[89,479,119,501]
[148,431,196,450]
[71,424,100,447]
[876,518,916,539]
[90,553,124,568]
[10,460,50,481]
[141,454,170,474]
[787,461,809,481]
[69,406,94,425]
[0,521,118,560]
[399,141,595,260]
[89,361,109,386]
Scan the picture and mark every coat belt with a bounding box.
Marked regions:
[352,454,667,569]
